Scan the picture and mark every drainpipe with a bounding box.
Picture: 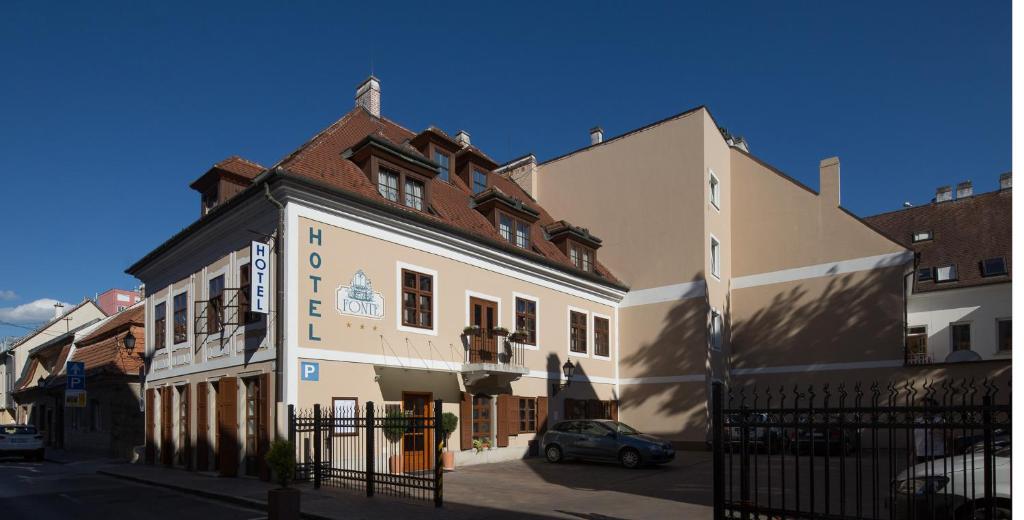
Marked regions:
[902,252,918,365]
[264,181,286,433]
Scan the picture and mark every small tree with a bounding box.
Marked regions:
[440,412,459,450]
[383,409,409,447]
[265,439,296,489]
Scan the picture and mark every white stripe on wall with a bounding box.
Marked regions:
[730,359,905,375]
[619,374,706,385]
[619,280,706,308]
[732,251,912,290]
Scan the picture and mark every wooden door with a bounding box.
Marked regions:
[161,387,173,466]
[243,377,260,476]
[178,385,191,469]
[472,395,492,445]
[469,297,498,363]
[217,377,238,477]
[196,383,209,470]
[257,373,270,481]
[145,389,156,464]
[401,392,433,472]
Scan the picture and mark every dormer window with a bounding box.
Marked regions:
[981,257,1007,277]
[912,230,933,243]
[546,220,602,275]
[569,243,594,272]
[473,169,488,194]
[378,169,399,202]
[434,150,451,183]
[499,212,531,249]
[404,178,425,210]
[202,187,218,215]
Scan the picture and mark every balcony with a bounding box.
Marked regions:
[460,332,528,386]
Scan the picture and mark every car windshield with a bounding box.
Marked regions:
[609,422,640,435]
[1,425,36,435]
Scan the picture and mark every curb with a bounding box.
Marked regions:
[97,469,332,520]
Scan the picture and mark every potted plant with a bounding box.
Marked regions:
[472,438,492,453]
[491,326,510,337]
[383,409,409,474]
[440,412,459,470]
[265,439,299,520]
[508,330,527,343]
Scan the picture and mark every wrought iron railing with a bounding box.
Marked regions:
[463,334,525,368]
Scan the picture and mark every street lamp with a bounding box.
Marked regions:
[122,331,136,352]
[551,359,576,395]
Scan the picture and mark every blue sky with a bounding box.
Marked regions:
[0,1,1009,337]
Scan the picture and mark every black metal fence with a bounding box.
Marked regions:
[288,400,443,507]
[712,379,1010,519]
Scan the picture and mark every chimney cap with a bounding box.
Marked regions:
[589,126,603,134]
[956,180,973,188]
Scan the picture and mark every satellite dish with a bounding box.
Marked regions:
[945,350,982,363]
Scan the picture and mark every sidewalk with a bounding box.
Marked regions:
[96,463,550,519]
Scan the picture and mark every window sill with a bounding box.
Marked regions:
[568,350,589,359]
[592,354,611,361]
[397,324,437,336]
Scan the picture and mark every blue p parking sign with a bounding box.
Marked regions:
[300,361,319,381]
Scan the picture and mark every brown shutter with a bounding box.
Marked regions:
[196,382,209,471]
[258,373,271,481]
[536,396,549,434]
[459,392,472,451]
[161,387,173,466]
[610,400,618,421]
[495,395,510,447]
[145,388,156,464]
[564,398,574,420]
[182,385,192,470]
[588,399,601,420]
[508,396,520,436]
[217,377,239,477]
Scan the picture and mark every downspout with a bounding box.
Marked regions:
[264,182,286,430]
[902,252,919,365]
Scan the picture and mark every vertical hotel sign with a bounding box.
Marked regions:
[251,241,270,314]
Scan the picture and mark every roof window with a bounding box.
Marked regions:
[912,231,932,243]
[935,265,958,283]
[981,257,1007,277]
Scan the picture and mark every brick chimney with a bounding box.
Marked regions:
[956,181,973,199]
[935,185,953,203]
[455,130,471,147]
[1000,172,1012,190]
[590,127,604,145]
[819,157,841,207]
[355,76,381,118]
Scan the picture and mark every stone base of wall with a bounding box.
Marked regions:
[454,445,532,467]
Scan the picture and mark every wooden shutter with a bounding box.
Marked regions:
[496,395,510,447]
[610,400,618,421]
[181,385,192,470]
[196,382,209,471]
[588,399,602,420]
[217,377,238,477]
[536,396,549,434]
[145,388,156,464]
[161,387,173,466]
[258,373,271,481]
[459,392,472,450]
[508,396,520,436]
[564,398,574,420]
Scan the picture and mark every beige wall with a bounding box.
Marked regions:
[296,216,617,380]
[536,109,707,290]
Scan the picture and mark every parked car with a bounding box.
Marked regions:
[542,419,675,469]
[788,413,861,455]
[890,441,1011,520]
[0,424,44,461]
[724,413,785,453]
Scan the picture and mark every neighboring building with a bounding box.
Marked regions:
[865,176,1012,364]
[0,299,106,423]
[96,288,142,315]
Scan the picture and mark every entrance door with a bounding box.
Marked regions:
[472,395,492,446]
[244,377,260,476]
[907,326,928,364]
[216,377,239,477]
[402,392,433,472]
[469,297,498,363]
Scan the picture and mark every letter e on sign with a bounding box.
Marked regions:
[251,240,270,314]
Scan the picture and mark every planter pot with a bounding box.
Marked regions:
[267,487,300,520]
[492,329,509,337]
[388,454,404,474]
[442,451,456,471]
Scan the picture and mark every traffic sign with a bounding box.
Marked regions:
[66,361,85,378]
[65,389,86,408]
[67,376,85,390]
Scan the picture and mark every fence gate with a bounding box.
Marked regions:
[289,400,444,507]
[711,379,1010,519]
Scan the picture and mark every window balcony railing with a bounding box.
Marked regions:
[904,351,933,365]
[463,333,526,369]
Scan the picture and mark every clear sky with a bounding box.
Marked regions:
[0,1,1010,337]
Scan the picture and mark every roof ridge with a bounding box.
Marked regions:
[273,107,364,170]
[864,187,1011,220]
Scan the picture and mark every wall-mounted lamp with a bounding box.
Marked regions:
[551,359,576,394]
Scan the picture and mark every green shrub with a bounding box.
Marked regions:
[383,409,409,444]
[440,412,458,449]
[265,439,296,489]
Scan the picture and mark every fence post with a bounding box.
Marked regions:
[433,399,443,508]
[739,404,750,520]
[313,403,321,490]
[982,395,994,519]
[365,402,375,497]
[711,381,724,520]
[287,404,295,445]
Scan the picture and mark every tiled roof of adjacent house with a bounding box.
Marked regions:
[864,188,1011,293]
[272,106,621,284]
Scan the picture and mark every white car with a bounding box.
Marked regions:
[891,441,1010,520]
[0,424,45,461]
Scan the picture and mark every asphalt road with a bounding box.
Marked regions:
[0,457,266,520]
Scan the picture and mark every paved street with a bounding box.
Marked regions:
[0,457,265,520]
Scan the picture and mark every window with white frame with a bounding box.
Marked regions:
[710,236,721,279]
[912,230,932,243]
[709,170,721,209]
[710,310,723,351]
[935,265,957,282]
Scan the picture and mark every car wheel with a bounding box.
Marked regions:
[619,448,641,469]
[545,445,563,463]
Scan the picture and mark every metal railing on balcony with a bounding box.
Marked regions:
[463,333,525,368]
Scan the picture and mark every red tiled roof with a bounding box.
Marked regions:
[275,107,620,283]
[215,155,265,179]
[73,306,145,377]
[865,188,1011,293]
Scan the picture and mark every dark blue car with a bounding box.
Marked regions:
[541,419,675,468]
